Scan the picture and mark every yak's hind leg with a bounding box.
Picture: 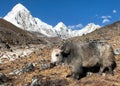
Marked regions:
[108,61,116,76]
[99,65,114,76]
[108,66,114,75]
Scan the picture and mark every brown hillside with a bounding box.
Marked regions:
[0,18,48,45]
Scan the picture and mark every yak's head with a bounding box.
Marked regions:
[50,48,63,66]
[50,42,71,67]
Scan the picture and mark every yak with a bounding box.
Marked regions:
[51,40,116,80]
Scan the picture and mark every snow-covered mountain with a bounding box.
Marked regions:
[4,3,56,37]
[4,3,100,39]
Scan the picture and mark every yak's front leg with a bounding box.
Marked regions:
[99,66,105,75]
[71,63,83,80]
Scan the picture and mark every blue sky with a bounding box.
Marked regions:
[0,0,120,29]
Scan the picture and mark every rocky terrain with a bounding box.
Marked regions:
[0,20,120,86]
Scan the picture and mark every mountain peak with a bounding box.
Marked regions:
[54,22,67,31]
[57,22,67,28]
[14,3,24,8]
[77,23,100,35]
[4,3,30,21]
[12,3,28,12]
[85,23,100,29]
[87,23,100,26]
[57,22,65,25]
[4,3,31,29]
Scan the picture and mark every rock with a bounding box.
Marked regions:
[40,59,46,63]
[23,62,34,72]
[9,63,34,75]
[39,63,50,70]
[9,69,23,75]
[24,83,31,86]
[0,47,34,64]
[30,76,41,86]
[0,83,13,86]
[5,43,11,49]
[0,72,8,83]
[114,48,120,55]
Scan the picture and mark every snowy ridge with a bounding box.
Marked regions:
[4,3,100,39]
[71,23,100,37]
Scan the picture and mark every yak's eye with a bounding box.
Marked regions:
[56,54,59,57]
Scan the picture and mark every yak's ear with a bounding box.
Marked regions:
[60,40,71,54]
[64,46,71,54]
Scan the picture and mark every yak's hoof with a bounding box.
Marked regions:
[98,72,103,76]
[109,71,114,76]
[73,73,80,80]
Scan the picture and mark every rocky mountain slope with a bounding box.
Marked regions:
[4,3,100,39]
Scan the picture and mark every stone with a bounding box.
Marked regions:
[23,62,34,72]
[114,48,120,55]
[9,63,34,75]
[9,69,23,75]
[0,72,8,83]
[30,76,41,86]
[39,63,50,70]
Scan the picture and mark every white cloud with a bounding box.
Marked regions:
[113,10,117,13]
[102,19,110,24]
[101,16,111,19]
[68,24,83,30]
[76,24,83,28]
[101,15,111,24]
